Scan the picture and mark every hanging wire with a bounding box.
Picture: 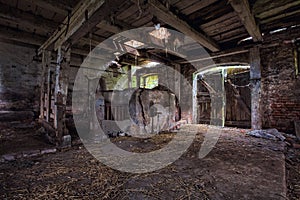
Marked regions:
[227,79,251,88]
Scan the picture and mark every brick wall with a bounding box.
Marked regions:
[261,37,300,133]
[0,42,41,122]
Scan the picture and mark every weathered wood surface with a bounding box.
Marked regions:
[229,0,262,42]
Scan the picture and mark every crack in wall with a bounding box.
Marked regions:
[138,89,147,131]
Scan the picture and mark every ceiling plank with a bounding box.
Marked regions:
[0,2,59,35]
[38,0,105,53]
[229,0,263,42]
[38,0,124,54]
[96,20,123,34]
[0,26,46,46]
[23,0,73,16]
[131,0,220,52]
[260,9,300,24]
[254,0,300,19]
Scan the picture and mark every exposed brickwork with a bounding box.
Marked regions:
[261,43,300,133]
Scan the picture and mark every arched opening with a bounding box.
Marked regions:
[193,64,251,128]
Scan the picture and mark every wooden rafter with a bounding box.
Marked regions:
[96,20,124,34]
[0,26,46,46]
[229,0,263,42]
[254,0,300,19]
[0,2,59,34]
[131,0,220,52]
[23,0,73,15]
[38,0,105,54]
[38,0,124,54]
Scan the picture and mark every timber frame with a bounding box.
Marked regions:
[0,0,299,144]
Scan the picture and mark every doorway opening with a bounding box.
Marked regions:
[194,65,251,128]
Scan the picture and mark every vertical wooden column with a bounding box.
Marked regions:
[250,46,262,130]
[174,64,181,102]
[192,74,198,123]
[54,46,71,145]
[45,54,52,122]
[128,65,132,88]
[39,50,51,119]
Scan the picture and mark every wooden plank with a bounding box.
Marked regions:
[174,0,199,11]
[229,0,263,42]
[260,10,300,24]
[212,26,246,41]
[96,20,123,34]
[116,3,138,21]
[253,0,293,15]
[0,26,46,46]
[131,0,220,52]
[39,0,124,54]
[0,2,58,34]
[255,0,300,19]
[205,20,242,37]
[23,0,73,15]
[181,0,218,15]
[200,12,237,29]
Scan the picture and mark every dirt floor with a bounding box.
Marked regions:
[0,124,291,199]
[286,145,300,200]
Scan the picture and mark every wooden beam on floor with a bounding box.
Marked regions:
[131,0,220,52]
[229,0,263,42]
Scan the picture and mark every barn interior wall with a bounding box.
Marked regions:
[261,29,300,133]
[0,42,41,123]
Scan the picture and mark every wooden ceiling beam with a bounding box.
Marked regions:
[97,20,123,34]
[38,0,105,54]
[38,0,124,55]
[0,26,46,46]
[254,0,300,19]
[23,0,73,16]
[0,2,59,34]
[131,0,220,52]
[229,0,263,42]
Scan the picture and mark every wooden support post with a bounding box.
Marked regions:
[54,46,71,145]
[250,46,262,130]
[128,65,132,88]
[45,58,52,122]
[229,0,263,42]
[39,50,47,120]
[192,74,198,123]
[174,64,181,102]
[136,72,141,88]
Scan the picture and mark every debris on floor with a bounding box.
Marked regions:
[246,128,286,141]
[0,125,286,199]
